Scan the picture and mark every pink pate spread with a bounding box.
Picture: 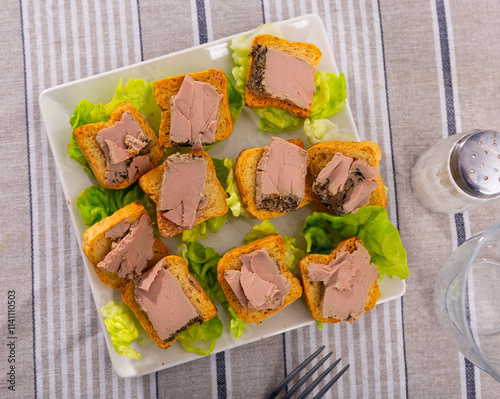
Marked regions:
[134,259,200,341]
[169,75,222,146]
[224,247,290,310]
[96,111,152,185]
[307,241,380,322]
[97,214,155,280]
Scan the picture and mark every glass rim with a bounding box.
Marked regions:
[459,221,500,381]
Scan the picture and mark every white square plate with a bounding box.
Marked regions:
[40,14,406,378]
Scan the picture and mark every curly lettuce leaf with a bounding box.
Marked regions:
[178,316,224,356]
[303,118,356,145]
[68,78,154,177]
[76,184,157,231]
[301,207,408,279]
[223,157,247,217]
[226,76,244,124]
[309,71,347,120]
[99,301,141,359]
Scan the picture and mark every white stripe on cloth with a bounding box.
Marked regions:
[383,302,394,399]
[129,0,142,62]
[190,0,200,45]
[82,0,94,76]
[106,0,118,70]
[370,307,382,399]
[430,0,478,397]
[262,0,271,22]
[371,0,397,224]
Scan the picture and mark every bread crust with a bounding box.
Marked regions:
[234,139,313,220]
[307,140,387,213]
[73,102,163,190]
[138,150,228,238]
[298,237,380,323]
[244,34,322,119]
[217,235,303,324]
[122,255,218,349]
[152,68,233,148]
[82,202,169,290]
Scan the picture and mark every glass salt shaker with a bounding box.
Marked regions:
[411,130,500,213]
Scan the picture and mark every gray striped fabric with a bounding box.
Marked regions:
[1,0,500,398]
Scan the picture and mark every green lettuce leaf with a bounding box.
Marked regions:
[178,316,224,356]
[303,118,356,145]
[75,184,157,231]
[316,321,323,330]
[68,78,154,177]
[207,214,227,233]
[226,76,244,124]
[182,223,208,242]
[284,235,305,276]
[223,157,247,217]
[309,71,347,120]
[243,220,278,244]
[253,107,301,133]
[228,307,247,340]
[99,301,141,359]
[213,157,229,189]
[178,242,248,340]
[301,207,409,279]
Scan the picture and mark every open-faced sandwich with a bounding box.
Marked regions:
[307,141,387,215]
[122,255,218,349]
[245,34,322,119]
[139,150,228,238]
[235,136,314,220]
[299,237,380,323]
[74,101,163,189]
[217,234,302,323]
[82,202,169,290]
[153,68,234,148]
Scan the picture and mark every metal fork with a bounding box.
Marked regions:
[267,346,349,399]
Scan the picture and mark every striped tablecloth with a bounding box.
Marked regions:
[1,0,499,398]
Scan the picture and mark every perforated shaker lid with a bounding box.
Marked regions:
[450,130,500,198]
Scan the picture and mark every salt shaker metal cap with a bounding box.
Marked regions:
[450,130,500,198]
[411,130,500,214]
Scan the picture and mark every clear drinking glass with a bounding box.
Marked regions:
[434,222,500,382]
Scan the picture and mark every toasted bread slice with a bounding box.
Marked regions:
[245,34,322,119]
[153,68,233,148]
[82,202,169,290]
[122,255,217,349]
[307,140,387,213]
[73,102,163,189]
[298,237,380,324]
[217,234,302,323]
[138,150,228,238]
[234,139,313,220]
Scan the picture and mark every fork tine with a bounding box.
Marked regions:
[281,353,335,399]
[266,345,325,399]
[295,358,344,399]
[313,364,350,399]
